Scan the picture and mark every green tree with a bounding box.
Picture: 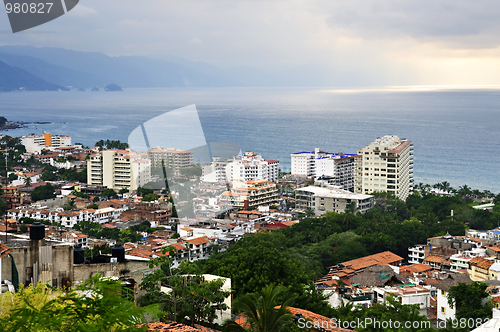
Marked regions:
[223,284,296,332]
[101,188,118,199]
[31,183,56,202]
[142,193,159,202]
[40,171,56,181]
[448,281,493,321]
[7,173,17,182]
[139,248,230,326]
[23,177,32,187]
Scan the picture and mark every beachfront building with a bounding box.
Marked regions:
[355,135,414,200]
[21,133,72,153]
[202,151,279,183]
[295,184,373,215]
[147,147,193,174]
[290,148,357,191]
[87,149,151,191]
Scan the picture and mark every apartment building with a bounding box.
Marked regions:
[147,147,193,174]
[295,184,373,215]
[203,151,279,183]
[355,135,414,200]
[21,133,72,153]
[291,148,357,191]
[218,179,279,210]
[87,149,151,191]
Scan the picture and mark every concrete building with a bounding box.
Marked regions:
[21,133,72,153]
[87,149,151,191]
[435,274,472,322]
[295,184,373,215]
[468,256,496,281]
[373,285,431,316]
[218,179,279,210]
[202,152,279,183]
[291,148,357,191]
[355,135,414,200]
[147,147,193,174]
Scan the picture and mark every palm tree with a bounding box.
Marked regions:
[223,285,296,332]
[24,176,31,187]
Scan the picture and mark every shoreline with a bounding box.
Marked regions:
[0,121,51,131]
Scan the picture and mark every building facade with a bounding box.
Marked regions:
[218,179,279,210]
[21,133,72,153]
[203,152,279,183]
[87,149,151,191]
[295,184,373,215]
[355,135,414,200]
[291,148,357,191]
[147,147,193,174]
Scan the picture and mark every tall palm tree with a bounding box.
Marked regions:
[224,285,296,332]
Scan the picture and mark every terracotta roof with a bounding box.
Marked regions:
[185,236,209,246]
[332,251,403,271]
[146,322,219,332]
[127,248,155,258]
[0,242,11,258]
[279,307,352,332]
[469,256,495,270]
[423,278,439,285]
[400,263,432,274]
[424,255,445,264]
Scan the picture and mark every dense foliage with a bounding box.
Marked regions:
[31,183,56,201]
[448,282,493,321]
[139,249,230,326]
[0,275,158,332]
[197,191,500,318]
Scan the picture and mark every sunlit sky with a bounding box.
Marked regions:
[2,0,500,85]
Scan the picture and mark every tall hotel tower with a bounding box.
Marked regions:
[355,135,414,200]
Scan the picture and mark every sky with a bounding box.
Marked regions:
[2,0,500,85]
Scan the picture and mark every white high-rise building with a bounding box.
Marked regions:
[291,148,357,191]
[21,133,72,153]
[87,149,151,191]
[355,135,414,200]
[202,151,279,183]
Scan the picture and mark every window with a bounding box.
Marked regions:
[441,306,445,313]
[441,290,446,296]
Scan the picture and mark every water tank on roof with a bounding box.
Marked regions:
[112,244,125,263]
[74,244,85,264]
[30,222,45,240]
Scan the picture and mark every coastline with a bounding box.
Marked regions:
[0,121,51,131]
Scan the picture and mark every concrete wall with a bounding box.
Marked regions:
[2,243,73,287]
[36,196,69,208]
[73,260,153,297]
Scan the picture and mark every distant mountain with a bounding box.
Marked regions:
[0,45,368,88]
[0,60,67,91]
[0,52,108,87]
[0,45,240,88]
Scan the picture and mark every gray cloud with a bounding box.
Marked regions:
[323,0,500,48]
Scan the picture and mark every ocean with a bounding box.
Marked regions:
[0,86,499,193]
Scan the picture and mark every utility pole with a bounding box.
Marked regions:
[4,152,8,244]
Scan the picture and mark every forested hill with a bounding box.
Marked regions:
[0,60,67,91]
